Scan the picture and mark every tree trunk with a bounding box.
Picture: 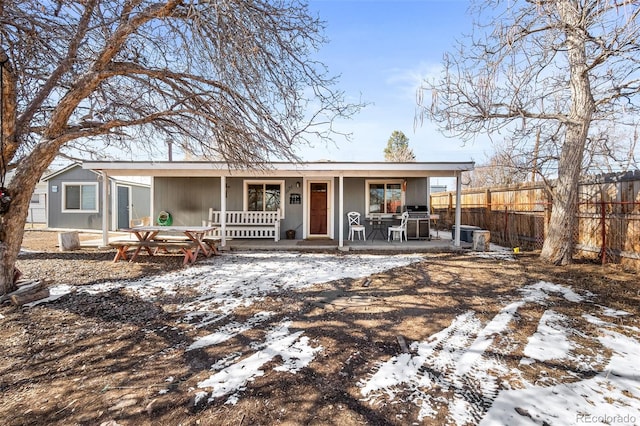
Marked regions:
[540,134,585,265]
[0,155,54,295]
[540,1,595,265]
[0,182,32,295]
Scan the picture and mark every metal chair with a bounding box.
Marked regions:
[388,211,408,242]
[347,211,366,241]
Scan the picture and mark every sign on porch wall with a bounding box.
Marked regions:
[289,193,301,204]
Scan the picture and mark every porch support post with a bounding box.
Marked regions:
[220,175,227,247]
[101,171,109,247]
[426,177,431,212]
[454,171,462,247]
[338,174,344,248]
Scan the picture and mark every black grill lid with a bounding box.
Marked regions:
[405,205,429,212]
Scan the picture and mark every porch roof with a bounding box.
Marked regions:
[82,160,474,178]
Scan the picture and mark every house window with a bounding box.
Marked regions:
[244,181,284,216]
[366,180,404,215]
[62,183,98,212]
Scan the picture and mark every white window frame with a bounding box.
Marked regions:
[243,180,285,218]
[365,179,405,217]
[62,182,99,213]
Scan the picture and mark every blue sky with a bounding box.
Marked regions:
[298,0,488,164]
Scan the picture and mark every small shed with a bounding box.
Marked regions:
[6,168,48,224]
[43,163,150,230]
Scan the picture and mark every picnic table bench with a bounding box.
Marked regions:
[110,225,218,265]
[204,209,281,241]
[109,240,201,265]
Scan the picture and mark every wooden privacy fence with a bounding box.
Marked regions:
[430,173,640,269]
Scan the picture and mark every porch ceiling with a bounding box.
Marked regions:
[82,161,474,178]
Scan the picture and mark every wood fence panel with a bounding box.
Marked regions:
[430,173,640,269]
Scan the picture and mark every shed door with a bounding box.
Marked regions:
[309,183,328,235]
[117,186,130,229]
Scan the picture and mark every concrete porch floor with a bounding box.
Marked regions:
[219,235,468,252]
[78,230,471,252]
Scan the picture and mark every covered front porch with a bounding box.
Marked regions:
[82,160,475,250]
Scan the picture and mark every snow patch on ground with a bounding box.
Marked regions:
[197,319,322,405]
[522,310,572,362]
[40,251,422,403]
[27,250,640,423]
[359,280,640,425]
[187,311,273,351]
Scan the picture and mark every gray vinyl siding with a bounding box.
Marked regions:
[153,177,306,240]
[152,176,428,239]
[279,178,304,237]
[153,177,220,226]
[130,184,151,221]
[47,168,103,230]
[338,177,366,237]
[46,165,150,230]
[405,177,428,205]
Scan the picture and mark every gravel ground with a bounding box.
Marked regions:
[3,229,639,426]
[17,230,186,286]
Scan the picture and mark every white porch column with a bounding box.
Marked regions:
[101,171,109,247]
[220,175,227,247]
[454,172,462,247]
[338,174,344,248]
[426,177,431,211]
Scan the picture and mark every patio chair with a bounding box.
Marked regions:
[347,211,366,241]
[388,212,408,242]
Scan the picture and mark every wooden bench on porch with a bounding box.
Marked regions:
[204,209,281,241]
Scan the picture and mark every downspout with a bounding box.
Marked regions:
[220,175,227,247]
[454,171,462,247]
[101,171,109,247]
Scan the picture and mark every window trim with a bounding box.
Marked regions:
[61,182,99,213]
[243,180,285,218]
[365,179,405,217]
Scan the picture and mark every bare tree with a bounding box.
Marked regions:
[418,0,640,265]
[465,141,532,188]
[384,130,415,162]
[0,0,361,295]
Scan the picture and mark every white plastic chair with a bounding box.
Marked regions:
[347,211,366,241]
[388,212,408,242]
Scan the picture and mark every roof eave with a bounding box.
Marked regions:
[82,161,474,178]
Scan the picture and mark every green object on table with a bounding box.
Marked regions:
[157,211,172,226]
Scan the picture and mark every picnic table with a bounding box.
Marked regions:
[110,225,218,265]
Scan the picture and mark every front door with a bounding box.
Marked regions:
[309,182,328,236]
[116,186,130,229]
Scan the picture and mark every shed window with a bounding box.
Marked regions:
[63,183,98,212]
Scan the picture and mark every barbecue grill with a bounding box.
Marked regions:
[404,205,438,240]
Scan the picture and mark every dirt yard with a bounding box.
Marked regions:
[1,230,639,425]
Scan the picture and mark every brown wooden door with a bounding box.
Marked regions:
[309,183,328,235]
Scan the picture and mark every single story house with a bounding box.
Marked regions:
[82,161,474,248]
[44,163,151,230]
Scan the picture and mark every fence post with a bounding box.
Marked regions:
[543,187,551,242]
[485,188,491,230]
[600,198,607,265]
[504,206,509,247]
